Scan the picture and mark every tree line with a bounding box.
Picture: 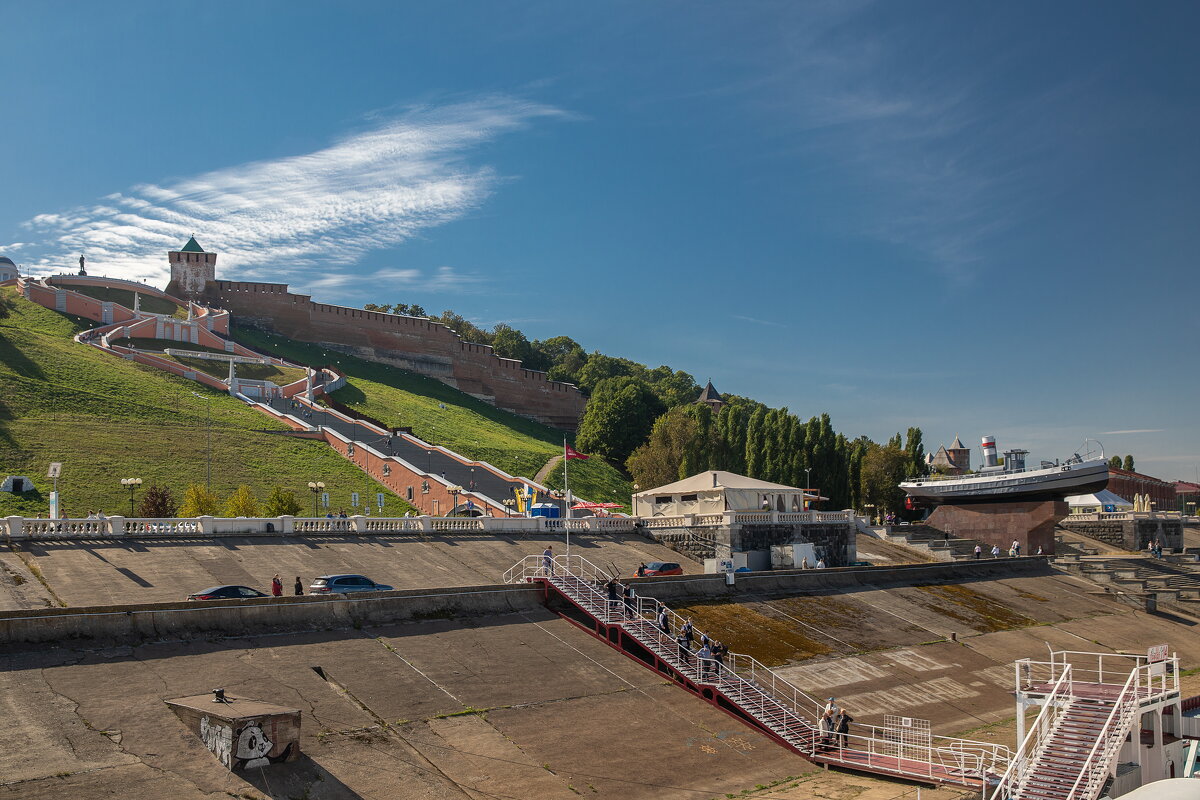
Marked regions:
[360,302,930,513]
[123,484,307,518]
[1108,455,1135,472]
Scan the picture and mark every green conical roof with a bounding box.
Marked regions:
[179,236,205,253]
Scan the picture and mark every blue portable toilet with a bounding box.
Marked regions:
[530,503,561,519]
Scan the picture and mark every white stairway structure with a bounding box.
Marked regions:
[504,554,1011,789]
[990,648,1181,800]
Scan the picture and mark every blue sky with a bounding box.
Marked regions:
[2,1,1197,480]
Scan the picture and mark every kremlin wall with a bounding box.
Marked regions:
[164,237,586,431]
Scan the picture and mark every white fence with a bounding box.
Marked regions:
[0,514,644,541]
[1066,510,1199,523]
[638,510,853,529]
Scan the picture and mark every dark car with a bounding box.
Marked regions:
[187,585,269,601]
[309,574,395,594]
[642,561,683,577]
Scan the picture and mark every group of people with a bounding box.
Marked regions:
[972,540,1044,558]
[1147,539,1167,558]
[799,556,826,569]
[663,615,728,682]
[817,697,853,750]
[270,574,305,596]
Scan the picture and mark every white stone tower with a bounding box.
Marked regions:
[167,236,217,298]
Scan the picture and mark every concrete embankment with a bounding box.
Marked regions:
[0,582,543,647]
[0,558,1050,647]
[628,556,1054,602]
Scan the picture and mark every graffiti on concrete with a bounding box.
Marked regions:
[200,715,233,769]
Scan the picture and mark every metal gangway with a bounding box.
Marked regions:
[504,554,1011,788]
[989,648,1181,800]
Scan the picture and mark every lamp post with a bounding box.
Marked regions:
[192,391,213,490]
[307,481,326,517]
[121,477,143,516]
[447,485,463,516]
[503,498,515,518]
[805,468,812,510]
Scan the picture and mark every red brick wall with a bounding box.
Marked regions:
[1107,468,1177,511]
[206,280,587,431]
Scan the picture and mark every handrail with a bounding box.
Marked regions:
[1064,665,1140,800]
[507,554,1013,783]
[988,664,1073,800]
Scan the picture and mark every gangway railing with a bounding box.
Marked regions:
[989,665,1074,800]
[506,554,1011,786]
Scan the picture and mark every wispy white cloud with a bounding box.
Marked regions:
[732,314,787,328]
[1100,429,1166,435]
[14,96,566,289]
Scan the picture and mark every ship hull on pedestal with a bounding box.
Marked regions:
[900,459,1109,506]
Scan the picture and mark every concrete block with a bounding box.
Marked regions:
[167,694,300,770]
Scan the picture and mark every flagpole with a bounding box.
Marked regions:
[563,438,570,559]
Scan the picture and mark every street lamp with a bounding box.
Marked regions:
[447,485,463,516]
[192,391,213,490]
[307,481,326,517]
[805,468,812,510]
[502,498,515,517]
[121,477,143,516]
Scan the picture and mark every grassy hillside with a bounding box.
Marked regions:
[0,287,417,517]
[233,326,633,507]
[63,284,187,318]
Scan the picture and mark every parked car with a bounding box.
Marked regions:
[309,574,395,594]
[641,561,683,577]
[187,585,269,601]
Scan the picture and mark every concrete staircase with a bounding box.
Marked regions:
[1054,553,1200,614]
[884,523,985,561]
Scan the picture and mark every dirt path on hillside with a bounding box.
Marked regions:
[534,455,561,485]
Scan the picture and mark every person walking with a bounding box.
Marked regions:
[991,544,1001,558]
[681,618,694,648]
[622,583,636,616]
[697,642,713,681]
[974,544,982,559]
[543,545,554,576]
[605,577,620,617]
[658,606,671,635]
[636,562,647,577]
[271,574,283,597]
[294,576,304,596]
[676,632,692,666]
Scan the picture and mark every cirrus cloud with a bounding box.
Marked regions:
[9,96,567,291]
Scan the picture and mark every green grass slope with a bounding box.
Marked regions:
[62,283,187,318]
[0,288,417,517]
[232,326,633,507]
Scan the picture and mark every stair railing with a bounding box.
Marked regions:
[1063,665,1142,800]
[988,663,1074,800]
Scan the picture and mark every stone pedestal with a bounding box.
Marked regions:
[925,500,1067,555]
[167,694,300,770]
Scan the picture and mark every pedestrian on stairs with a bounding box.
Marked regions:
[697,642,713,681]
[676,632,692,666]
[622,583,636,616]
[294,576,304,595]
[991,544,1001,558]
[271,574,283,597]
[681,618,694,647]
[543,546,554,576]
[605,577,620,617]
[974,544,982,559]
[658,606,671,635]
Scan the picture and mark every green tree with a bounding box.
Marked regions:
[860,442,908,514]
[263,486,304,517]
[433,310,490,345]
[904,427,926,478]
[178,483,220,516]
[626,408,700,487]
[224,485,260,518]
[576,376,666,464]
[491,324,536,365]
[1108,455,1122,470]
[575,353,637,393]
[136,485,177,518]
[1122,455,1135,472]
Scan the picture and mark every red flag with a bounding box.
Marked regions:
[565,444,590,460]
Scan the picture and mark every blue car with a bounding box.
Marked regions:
[309,574,395,594]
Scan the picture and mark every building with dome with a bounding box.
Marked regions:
[0,256,17,283]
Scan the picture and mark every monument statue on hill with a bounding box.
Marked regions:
[78,255,86,276]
